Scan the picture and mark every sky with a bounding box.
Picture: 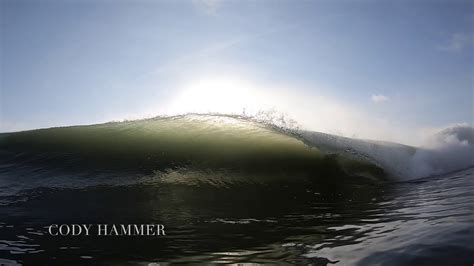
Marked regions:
[1,0,473,145]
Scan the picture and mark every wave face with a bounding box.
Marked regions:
[1,114,472,191]
[0,114,387,193]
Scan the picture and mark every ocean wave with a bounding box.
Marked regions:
[0,114,472,189]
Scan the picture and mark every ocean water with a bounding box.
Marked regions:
[0,114,472,265]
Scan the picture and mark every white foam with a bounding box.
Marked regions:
[410,124,474,178]
[300,124,474,180]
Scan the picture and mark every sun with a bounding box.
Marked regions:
[166,76,266,115]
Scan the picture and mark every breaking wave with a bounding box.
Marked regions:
[301,123,474,180]
[0,114,472,191]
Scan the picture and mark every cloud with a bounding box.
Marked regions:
[152,25,296,76]
[371,94,390,104]
[193,0,221,14]
[437,33,473,52]
[153,38,243,75]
